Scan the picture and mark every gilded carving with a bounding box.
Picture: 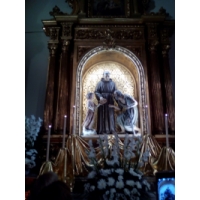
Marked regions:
[115,30,143,40]
[67,0,80,15]
[147,23,158,39]
[149,7,169,17]
[62,40,70,53]
[149,40,159,52]
[126,46,142,58]
[75,28,143,40]
[160,28,169,43]
[103,29,115,49]
[161,44,170,57]
[48,43,59,56]
[61,22,73,37]
[77,46,92,61]
[49,27,60,41]
[75,29,104,39]
[49,5,64,16]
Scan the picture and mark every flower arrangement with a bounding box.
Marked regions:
[25,115,42,170]
[83,133,153,200]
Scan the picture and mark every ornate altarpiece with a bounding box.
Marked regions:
[39,0,175,168]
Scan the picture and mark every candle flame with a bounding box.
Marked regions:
[165,114,168,116]
[64,115,67,118]
[49,125,52,128]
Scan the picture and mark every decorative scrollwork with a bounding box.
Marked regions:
[147,23,158,39]
[149,7,169,17]
[49,5,64,16]
[49,27,60,41]
[126,46,142,58]
[161,44,170,57]
[62,40,70,53]
[77,46,92,61]
[160,28,169,43]
[66,0,80,15]
[103,29,115,49]
[61,23,73,37]
[75,29,104,39]
[75,28,143,40]
[149,40,159,52]
[48,43,59,57]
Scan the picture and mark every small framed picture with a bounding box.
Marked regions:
[156,171,175,200]
[88,0,130,18]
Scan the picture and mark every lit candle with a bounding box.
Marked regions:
[165,114,169,148]
[46,125,51,161]
[62,115,67,148]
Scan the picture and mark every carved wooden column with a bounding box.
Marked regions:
[53,22,74,133]
[160,27,175,134]
[54,40,71,132]
[43,27,60,131]
[147,23,164,135]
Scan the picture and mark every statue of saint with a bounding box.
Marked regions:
[82,92,100,135]
[95,70,117,134]
[109,90,141,135]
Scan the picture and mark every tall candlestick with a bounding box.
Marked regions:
[46,125,51,161]
[145,105,149,135]
[73,105,76,135]
[165,114,169,148]
[62,115,67,148]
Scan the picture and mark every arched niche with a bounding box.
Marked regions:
[74,46,149,136]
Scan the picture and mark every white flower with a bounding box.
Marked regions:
[109,188,116,200]
[142,179,151,190]
[124,151,135,160]
[115,168,124,175]
[107,177,115,186]
[142,151,149,162]
[106,159,115,166]
[88,171,96,179]
[116,180,124,189]
[131,188,138,194]
[97,179,107,190]
[124,188,130,196]
[126,180,135,186]
[131,187,140,196]
[135,181,142,189]
[129,168,141,179]
[110,188,116,194]
[138,161,144,168]
[84,183,90,192]
[90,185,95,191]
[106,159,119,166]
[100,169,111,176]
[88,151,96,158]
[105,190,109,195]
[118,175,123,181]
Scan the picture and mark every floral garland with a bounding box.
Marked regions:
[83,133,153,200]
